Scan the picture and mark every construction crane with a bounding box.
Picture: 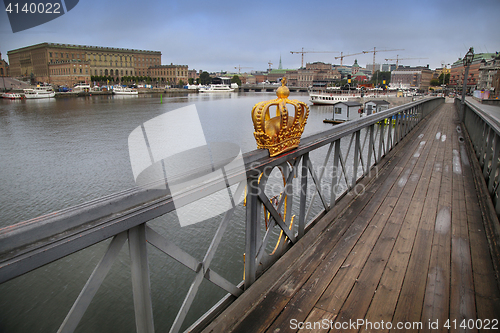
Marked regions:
[234,65,253,74]
[335,51,365,66]
[363,47,404,73]
[384,55,428,68]
[290,48,339,68]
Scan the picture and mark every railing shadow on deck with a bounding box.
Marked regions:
[0,97,444,333]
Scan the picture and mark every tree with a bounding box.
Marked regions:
[369,71,391,86]
[178,80,185,86]
[199,71,211,85]
[438,73,450,85]
[430,78,440,86]
[188,78,194,85]
[231,75,241,86]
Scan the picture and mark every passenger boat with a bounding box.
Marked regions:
[23,86,56,99]
[2,92,24,99]
[308,87,359,105]
[309,93,350,105]
[199,84,235,93]
[72,83,91,92]
[112,86,138,95]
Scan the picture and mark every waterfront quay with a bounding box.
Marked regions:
[0,96,499,332]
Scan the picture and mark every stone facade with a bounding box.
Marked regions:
[448,53,499,93]
[48,60,91,86]
[477,55,500,96]
[390,66,433,90]
[149,64,188,86]
[0,53,8,77]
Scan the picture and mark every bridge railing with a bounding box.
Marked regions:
[457,98,500,214]
[0,97,443,333]
[457,99,500,243]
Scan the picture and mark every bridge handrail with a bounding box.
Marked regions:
[0,97,443,333]
[458,98,500,216]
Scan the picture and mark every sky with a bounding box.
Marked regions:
[1,0,499,73]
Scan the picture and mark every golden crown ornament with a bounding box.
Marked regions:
[251,78,310,157]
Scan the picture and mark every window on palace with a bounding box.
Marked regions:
[80,68,82,73]
[49,52,52,57]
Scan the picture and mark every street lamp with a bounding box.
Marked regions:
[460,47,474,122]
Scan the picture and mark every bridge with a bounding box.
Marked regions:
[1,97,499,332]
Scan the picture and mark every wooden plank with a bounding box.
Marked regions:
[391,106,448,328]
[230,291,290,333]
[420,103,453,333]
[297,308,336,333]
[449,104,477,332]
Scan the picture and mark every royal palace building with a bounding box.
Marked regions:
[7,42,162,86]
[149,64,189,86]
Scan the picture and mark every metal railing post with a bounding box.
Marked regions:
[129,224,155,333]
[244,177,259,289]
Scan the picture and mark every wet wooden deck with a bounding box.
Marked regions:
[202,101,500,333]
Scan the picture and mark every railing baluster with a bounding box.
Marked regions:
[378,121,385,163]
[298,154,308,238]
[244,177,259,289]
[488,134,500,195]
[330,139,341,209]
[366,124,375,175]
[483,127,494,178]
[352,130,361,188]
[129,224,155,333]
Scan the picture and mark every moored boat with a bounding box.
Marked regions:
[199,84,235,93]
[112,86,138,95]
[23,86,55,99]
[309,92,350,105]
[2,92,24,99]
[72,83,91,92]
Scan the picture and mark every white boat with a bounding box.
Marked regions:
[2,92,24,99]
[72,83,91,92]
[308,87,361,105]
[309,92,350,105]
[112,86,138,95]
[23,86,56,99]
[199,84,235,93]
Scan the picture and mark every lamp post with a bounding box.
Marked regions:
[460,47,474,122]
